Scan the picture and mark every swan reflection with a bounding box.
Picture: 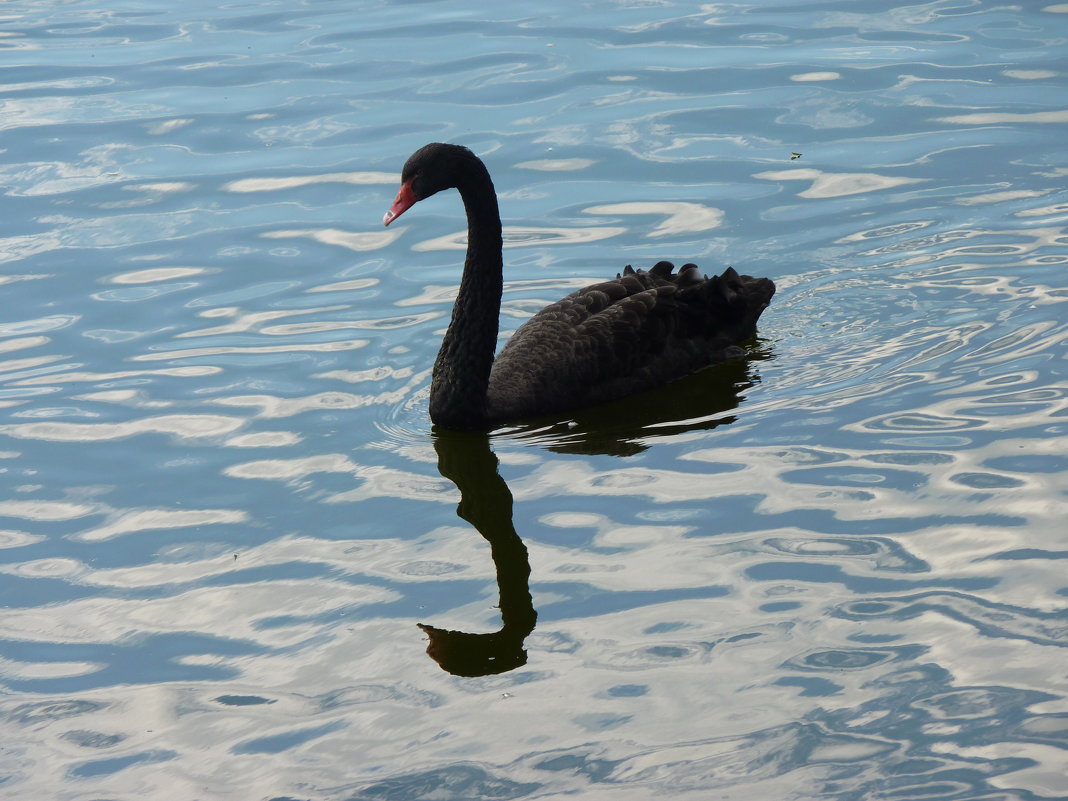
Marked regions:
[422,430,536,677]
[501,345,769,457]
[420,351,765,675]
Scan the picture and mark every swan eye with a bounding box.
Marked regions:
[409,170,426,195]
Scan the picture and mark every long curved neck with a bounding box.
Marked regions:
[429,157,504,429]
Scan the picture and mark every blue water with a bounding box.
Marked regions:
[3,1,1068,799]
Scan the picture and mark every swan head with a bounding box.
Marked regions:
[383,143,479,226]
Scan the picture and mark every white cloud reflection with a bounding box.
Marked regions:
[262,228,402,252]
[14,366,219,387]
[222,172,396,193]
[0,581,397,647]
[790,72,841,81]
[224,452,357,480]
[955,189,1049,206]
[515,158,596,171]
[0,529,45,548]
[178,305,345,339]
[223,452,453,503]
[132,340,368,361]
[0,500,95,521]
[0,336,49,355]
[937,110,1068,125]
[305,277,379,293]
[0,414,244,442]
[754,168,925,198]
[0,142,133,195]
[413,226,627,251]
[583,201,724,237]
[0,655,102,680]
[76,508,248,543]
[145,118,194,135]
[213,387,416,419]
[314,365,415,384]
[225,431,303,448]
[109,267,206,284]
[1002,70,1058,79]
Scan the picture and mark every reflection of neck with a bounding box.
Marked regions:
[423,431,536,676]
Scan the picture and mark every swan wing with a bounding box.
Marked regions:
[486,264,772,421]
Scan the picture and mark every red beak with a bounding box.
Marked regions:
[383,180,417,226]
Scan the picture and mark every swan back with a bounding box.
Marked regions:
[486,262,774,423]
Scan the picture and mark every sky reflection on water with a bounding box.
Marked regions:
[2,0,1068,799]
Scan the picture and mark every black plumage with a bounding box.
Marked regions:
[384,143,776,429]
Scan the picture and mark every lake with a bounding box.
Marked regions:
[2,1,1067,799]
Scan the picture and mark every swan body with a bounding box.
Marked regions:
[384,143,775,429]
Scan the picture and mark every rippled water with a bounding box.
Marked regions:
[3,2,1068,799]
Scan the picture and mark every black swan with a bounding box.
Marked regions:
[383,143,776,429]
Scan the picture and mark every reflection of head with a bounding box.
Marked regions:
[418,623,528,677]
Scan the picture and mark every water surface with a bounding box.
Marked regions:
[2,1,1067,799]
